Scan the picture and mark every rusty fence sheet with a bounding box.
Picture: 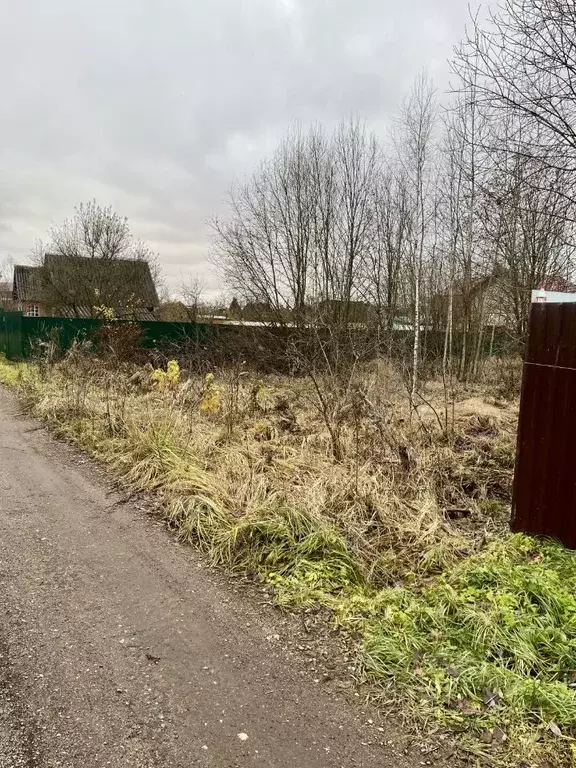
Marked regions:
[512,302,576,548]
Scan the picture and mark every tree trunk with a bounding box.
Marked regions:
[472,293,487,380]
[411,273,420,402]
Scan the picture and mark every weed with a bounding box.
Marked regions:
[199,372,221,415]
[0,355,38,389]
[152,359,181,390]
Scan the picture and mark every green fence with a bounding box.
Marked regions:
[0,310,23,359]
[0,309,518,367]
[0,311,215,360]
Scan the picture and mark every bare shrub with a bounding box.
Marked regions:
[93,323,143,364]
[481,355,523,402]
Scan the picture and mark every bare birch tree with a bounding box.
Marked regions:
[395,74,437,400]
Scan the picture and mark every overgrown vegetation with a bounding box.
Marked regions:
[363,536,576,764]
[1,349,574,767]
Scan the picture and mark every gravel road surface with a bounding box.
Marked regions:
[0,388,426,768]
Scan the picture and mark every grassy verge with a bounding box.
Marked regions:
[1,353,574,767]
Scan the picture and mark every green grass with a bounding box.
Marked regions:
[363,536,576,730]
[1,355,574,765]
[0,355,37,387]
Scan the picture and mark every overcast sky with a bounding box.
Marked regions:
[0,0,474,297]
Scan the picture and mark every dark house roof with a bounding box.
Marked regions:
[43,253,159,307]
[12,255,159,319]
[13,265,42,302]
[50,305,155,321]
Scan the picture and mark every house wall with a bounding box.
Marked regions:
[21,302,48,318]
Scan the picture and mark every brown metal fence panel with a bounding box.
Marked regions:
[512,302,576,548]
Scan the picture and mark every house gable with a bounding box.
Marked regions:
[11,255,159,319]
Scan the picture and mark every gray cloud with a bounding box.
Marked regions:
[0,0,472,295]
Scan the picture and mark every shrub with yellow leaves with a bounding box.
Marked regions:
[151,360,181,390]
[93,305,116,320]
[166,360,181,386]
[200,372,221,415]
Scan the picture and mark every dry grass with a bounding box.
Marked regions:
[3,350,575,766]
[8,352,517,582]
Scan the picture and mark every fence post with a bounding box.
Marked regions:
[512,301,576,549]
[4,312,23,360]
[0,309,5,356]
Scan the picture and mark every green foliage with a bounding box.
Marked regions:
[170,496,362,600]
[363,535,576,756]
[224,504,362,585]
[0,356,36,388]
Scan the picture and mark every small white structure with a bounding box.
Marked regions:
[531,289,576,304]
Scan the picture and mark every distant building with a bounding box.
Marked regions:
[12,254,159,320]
[11,266,43,317]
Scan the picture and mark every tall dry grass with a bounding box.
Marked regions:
[9,350,517,587]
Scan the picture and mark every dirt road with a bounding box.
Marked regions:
[0,389,420,768]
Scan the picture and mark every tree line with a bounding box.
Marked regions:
[212,0,576,386]
[4,0,575,389]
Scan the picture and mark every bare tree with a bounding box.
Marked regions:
[181,274,205,320]
[364,167,411,333]
[438,75,490,381]
[453,0,576,201]
[212,126,317,323]
[0,256,14,309]
[212,119,380,329]
[481,140,575,337]
[0,256,13,283]
[395,74,437,400]
[39,201,160,318]
[331,118,380,324]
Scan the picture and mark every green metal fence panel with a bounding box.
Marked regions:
[21,316,101,357]
[1,312,24,360]
[0,309,5,356]
[1,312,216,360]
[137,320,213,349]
[0,309,517,364]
